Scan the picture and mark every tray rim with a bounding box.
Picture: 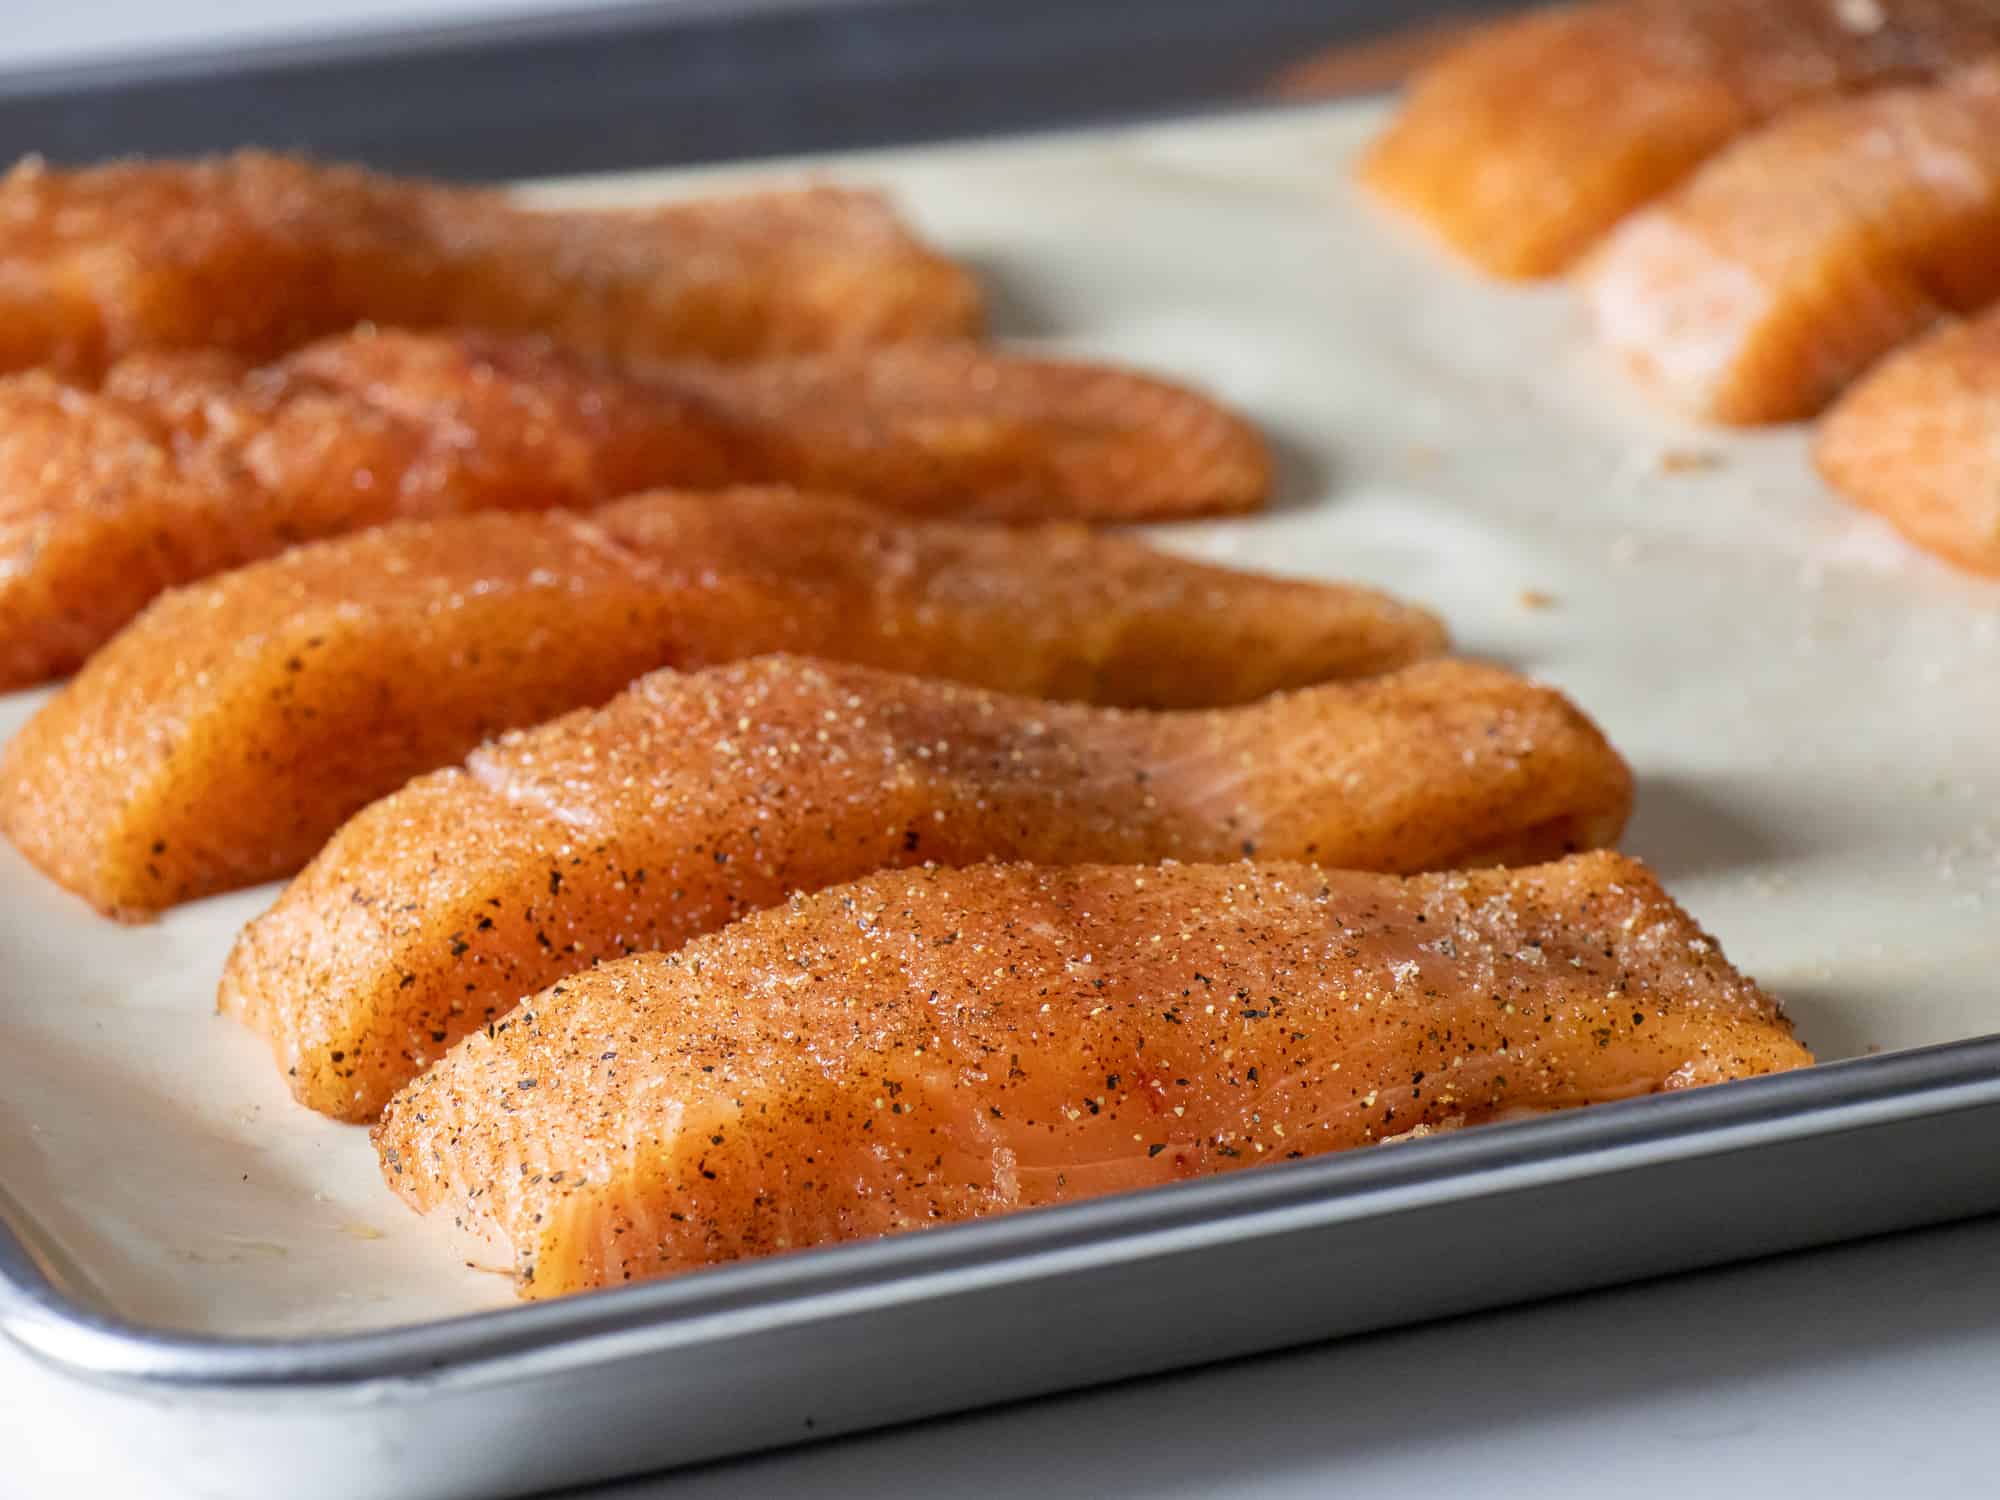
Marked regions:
[0,0,1992,1419]
[0,0,1518,181]
[8,1031,1999,1394]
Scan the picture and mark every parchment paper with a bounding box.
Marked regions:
[3,100,1995,1338]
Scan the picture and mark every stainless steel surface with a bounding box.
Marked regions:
[0,11,1994,1489]
[0,0,1522,176]
[7,1033,2000,1384]
[6,1039,2000,1499]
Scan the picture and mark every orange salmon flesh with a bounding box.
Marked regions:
[375,855,1811,1297]
[0,152,980,377]
[0,488,1443,915]
[219,655,1634,1122]
[0,329,1270,687]
[1581,64,2000,424]
[1360,0,2000,280]
[1816,310,2000,574]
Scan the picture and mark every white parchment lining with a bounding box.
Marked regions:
[2,101,1994,1337]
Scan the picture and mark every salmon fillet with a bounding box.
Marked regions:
[0,152,980,377]
[1,488,1445,917]
[1360,0,2000,280]
[219,656,1634,1122]
[1815,311,2000,573]
[375,854,1810,1297]
[0,329,1270,687]
[1580,65,2000,425]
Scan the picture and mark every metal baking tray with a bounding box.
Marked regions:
[0,0,1521,177]
[8,1049,1999,1500]
[6,9,2000,1498]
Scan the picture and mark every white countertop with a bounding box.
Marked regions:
[618,1214,2000,1498]
[1,7,1995,1497]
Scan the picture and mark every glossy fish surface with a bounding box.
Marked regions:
[375,854,1810,1297]
[0,329,1270,686]
[1581,66,2000,424]
[1815,310,2000,574]
[1361,0,2000,280]
[220,656,1634,1121]
[0,152,981,376]
[1,488,1442,915]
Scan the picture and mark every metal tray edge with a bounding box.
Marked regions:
[8,1033,1999,1393]
[0,0,1518,178]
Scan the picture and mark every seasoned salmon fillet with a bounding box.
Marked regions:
[0,152,980,377]
[220,656,1634,1122]
[1815,311,2000,573]
[0,329,1270,687]
[375,854,1810,1297]
[1581,65,2000,424]
[1360,0,2000,280]
[1,488,1445,917]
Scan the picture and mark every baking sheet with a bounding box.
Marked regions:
[2,98,1996,1341]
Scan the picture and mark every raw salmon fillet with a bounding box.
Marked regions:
[219,655,1634,1122]
[0,329,1270,687]
[1,488,1445,916]
[0,152,980,377]
[1581,65,2000,424]
[1360,0,2000,280]
[1816,311,2000,573]
[375,854,1810,1297]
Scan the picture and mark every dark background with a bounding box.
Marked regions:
[0,0,1523,178]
